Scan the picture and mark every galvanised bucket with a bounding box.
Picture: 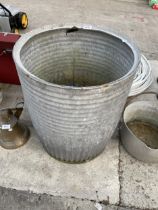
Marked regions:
[13,25,140,162]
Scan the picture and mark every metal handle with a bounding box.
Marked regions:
[16,101,24,109]
[0,49,12,56]
[0,101,24,120]
[13,101,24,119]
[0,3,12,16]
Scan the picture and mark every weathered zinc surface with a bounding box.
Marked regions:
[13,25,139,162]
[0,84,120,205]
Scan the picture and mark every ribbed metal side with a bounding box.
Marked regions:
[13,25,140,162]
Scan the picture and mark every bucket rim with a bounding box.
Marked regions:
[13,24,141,90]
[122,100,158,153]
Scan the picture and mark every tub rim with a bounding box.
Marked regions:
[13,24,141,90]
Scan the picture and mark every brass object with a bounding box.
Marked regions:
[0,104,29,149]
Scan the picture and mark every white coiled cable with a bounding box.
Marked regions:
[129,54,153,96]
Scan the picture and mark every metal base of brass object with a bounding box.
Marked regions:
[0,122,30,149]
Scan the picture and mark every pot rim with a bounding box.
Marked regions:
[13,24,141,90]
